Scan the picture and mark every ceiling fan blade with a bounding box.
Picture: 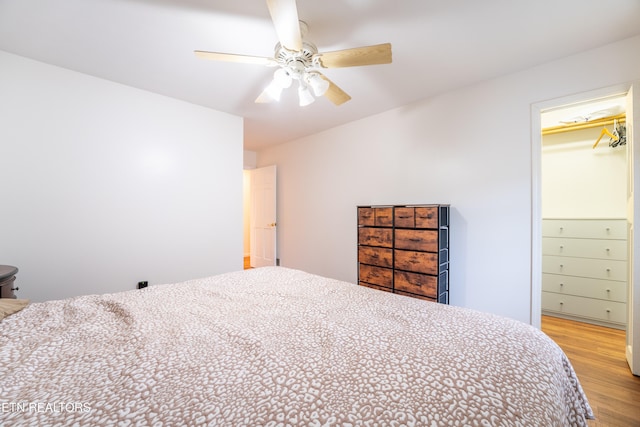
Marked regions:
[316,43,392,68]
[320,74,351,106]
[266,0,302,51]
[194,51,276,66]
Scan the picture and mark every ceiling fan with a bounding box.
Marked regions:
[194,0,392,107]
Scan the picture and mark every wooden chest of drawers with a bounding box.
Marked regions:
[541,218,627,329]
[358,205,450,303]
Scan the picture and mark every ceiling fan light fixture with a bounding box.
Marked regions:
[298,83,315,107]
[273,68,293,88]
[307,72,329,97]
[264,80,284,101]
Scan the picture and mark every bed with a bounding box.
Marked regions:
[0,267,593,426]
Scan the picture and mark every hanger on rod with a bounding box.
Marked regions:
[592,119,627,149]
[592,125,618,148]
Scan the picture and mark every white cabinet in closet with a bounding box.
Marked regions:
[542,219,627,329]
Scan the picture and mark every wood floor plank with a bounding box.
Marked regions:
[541,315,640,426]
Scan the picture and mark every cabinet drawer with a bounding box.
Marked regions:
[358,207,393,227]
[542,237,627,260]
[359,264,392,288]
[542,219,627,239]
[358,207,375,226]
[394,206,440,229]
[394,271,437,298]
[358,246,392,268]
[358,227,393,248]
[542,255,627,281]
[394,207,416,228]
[394,250,439,275]
[542,291,626,324]
[542,273,627,302]
[395,229,438,252]
[415,206,440,228]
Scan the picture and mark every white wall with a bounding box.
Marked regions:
[542,127,627,218]
[257,35,640,324]
[0,51,243,302]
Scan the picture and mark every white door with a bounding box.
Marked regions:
[249,165,277,268]
[626,84,640,376]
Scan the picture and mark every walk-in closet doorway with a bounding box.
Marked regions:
[532,82,640,376]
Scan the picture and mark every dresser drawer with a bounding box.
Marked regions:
[394,271,437,299]
[359,264,392,289]
[394,250,439,275]
[542,237,627,260]
[542,255,627,281]
[358,207,393,227]
[358,246,392,268]
[542,291,626,324]
[542,273,627,302]
[395,229,438,252]
[542,219,627,239]
[358,227,393,248]
[394,206,440,229]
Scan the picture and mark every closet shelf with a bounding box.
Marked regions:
[542,113,626,136]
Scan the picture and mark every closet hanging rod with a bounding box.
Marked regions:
[542,113,626,136]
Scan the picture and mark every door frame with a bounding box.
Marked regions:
[531,82,638,375]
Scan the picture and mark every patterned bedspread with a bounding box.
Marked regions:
[0,267,593,426]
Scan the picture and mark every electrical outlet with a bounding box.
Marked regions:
[137,281,148,289]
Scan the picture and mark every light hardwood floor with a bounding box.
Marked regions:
[541,315,640,426]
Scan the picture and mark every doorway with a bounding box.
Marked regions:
[532,83,640,375]
[243,165,278,269]
[540,95,627,330]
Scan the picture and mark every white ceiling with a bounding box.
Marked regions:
[1,0,640,151]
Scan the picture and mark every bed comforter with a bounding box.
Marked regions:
[0,267,593,426]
